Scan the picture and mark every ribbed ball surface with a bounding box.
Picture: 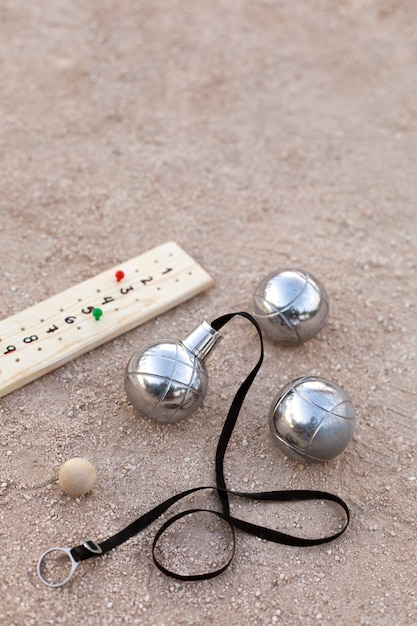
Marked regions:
[253,269,329,344]
[269,376,356,462]
[125,340,208,423]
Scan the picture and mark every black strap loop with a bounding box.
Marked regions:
[152,507,236,581]
[211,312,264,516]
[60,312,350,583]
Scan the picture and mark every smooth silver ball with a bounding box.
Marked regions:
[125,340,208,424]
[269,376,356,463]
[252,269,329,344]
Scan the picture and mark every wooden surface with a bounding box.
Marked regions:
[0,242,213,397]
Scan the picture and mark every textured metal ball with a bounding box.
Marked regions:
[269,376,356,462]
[125,340,209,423]
[252,269,329,344]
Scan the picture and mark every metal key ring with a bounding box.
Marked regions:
[37,547,79,588]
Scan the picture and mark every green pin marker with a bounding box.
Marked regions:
[92,308,103,321]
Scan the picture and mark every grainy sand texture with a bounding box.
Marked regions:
[1,2,417,624]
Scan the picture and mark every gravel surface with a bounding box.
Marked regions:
[1,1,417,624]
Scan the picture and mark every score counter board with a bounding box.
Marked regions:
[0,242,213,398]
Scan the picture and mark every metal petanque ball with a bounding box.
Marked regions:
[269,376,356,463]
[252,269,329,345]
[125,321,222,423]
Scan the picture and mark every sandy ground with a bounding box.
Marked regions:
[1,1,417,624]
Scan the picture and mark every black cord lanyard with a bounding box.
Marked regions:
[37,312,350,587]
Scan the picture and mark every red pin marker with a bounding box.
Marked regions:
[115,270,125,282]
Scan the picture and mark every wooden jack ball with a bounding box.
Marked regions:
[58,458,97,496]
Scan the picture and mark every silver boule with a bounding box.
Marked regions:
[269,376,356,462]
[125,321,222,423]
[252,269,329,344]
